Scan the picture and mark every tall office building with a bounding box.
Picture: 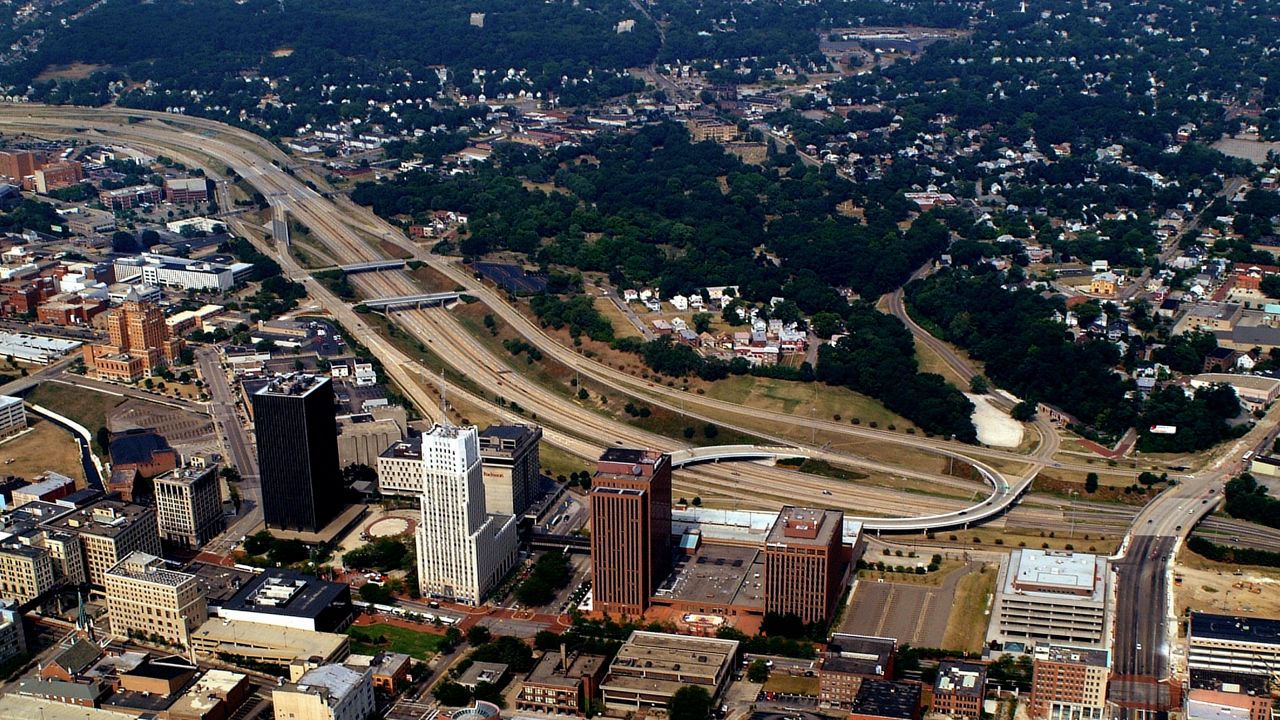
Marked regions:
[252,374,343,533]
[763,506,848,625]
[477,424,542,516]
[414,424,518,605]
[0,540,55,602]
[82,290,185,382]
[589,448,672,617]
[154,464,225,549]
[104,551,207,647]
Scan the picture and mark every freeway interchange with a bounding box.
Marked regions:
[5,104,1280,709]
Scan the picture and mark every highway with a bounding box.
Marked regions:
[0,104,1168,531]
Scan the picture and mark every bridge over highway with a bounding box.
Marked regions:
[341,260,407,273]
[360,292,461,310]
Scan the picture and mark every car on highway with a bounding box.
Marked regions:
[1136,643,1142,651]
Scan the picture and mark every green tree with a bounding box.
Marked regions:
[668,686,713,720]
[433,680,472,706]
[467,625,492,646]
[747,659,770,683]
[1084,473,1099,493]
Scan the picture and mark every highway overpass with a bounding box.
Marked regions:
[360,292,460,310]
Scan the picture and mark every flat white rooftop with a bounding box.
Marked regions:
[1010,549,1098,593]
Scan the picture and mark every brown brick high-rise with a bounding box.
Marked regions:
[83,290,184,382]
[589,448,671,617]
[764,506,847,625]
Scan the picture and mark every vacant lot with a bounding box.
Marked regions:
[26,382,125,450]
[0,419,85,485]
[348,623,444,660]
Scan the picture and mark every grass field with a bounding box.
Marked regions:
[702,374,911,430]
[0,419,86,485]
[348,623,444,660]
[26,382,125,451]
[941,563,998,652]
[593,296,642,339]
[763,674,820,696]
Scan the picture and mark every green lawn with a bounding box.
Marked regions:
[25,382,125,451]
[348,623,445,660]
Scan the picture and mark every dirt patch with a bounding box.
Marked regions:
[411,264,459,293]
[967,393,1023,447]
[0,419,86,486]
[35,63,108,81]
[1175,547,1280,617]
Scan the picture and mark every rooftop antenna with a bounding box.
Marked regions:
[440,367,451,427]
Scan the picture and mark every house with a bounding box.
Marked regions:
[669,295,689,311]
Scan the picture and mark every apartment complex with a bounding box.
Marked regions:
[1028,645,1111,720]
[154,464,225,549]
[414,424,518,605]
[990,550,1110,647]
[517,650,608,716]
[103,551,208,646]
[599,631,739,710]
[1188,612,1280,681]
[589,448,672,617]
[763,506,847,624]
[0,394,26,437]
[252,374,343,533]
[82,291,185,382]
[43,497,161,586]
[477,423,542,516]
[932,661,987,719]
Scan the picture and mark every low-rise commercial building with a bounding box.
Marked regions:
[990,550,1109,647]
[518,650,608,716]
[104,551,208,647]
[190,618,350,672]
[217,569,354,633]
[1028,645,1110,720]
[599,631,738,710]
[164,177,209,203]
[848,680,922,720]
[1187,670,1273,720]
[113,253,251,293]
[272,663,375,720]
[932,661,987,719]
[818,634,895,708]
[11,471,75,506]
[99,184,163,210]
[1188,612,1280,681]
[336,411,404,469]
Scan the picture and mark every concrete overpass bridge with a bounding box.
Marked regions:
[667,444,1032,533]
[359,291,460,311]
[341,260,406,274]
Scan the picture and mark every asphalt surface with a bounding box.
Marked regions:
[1110,534,1176,711]
[197,345,263,555]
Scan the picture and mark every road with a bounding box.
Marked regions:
[0,103,1167,529]
[1110,534,1177,713]
[197,345,264,555]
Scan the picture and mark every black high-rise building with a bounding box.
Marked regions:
[251,374,342,532]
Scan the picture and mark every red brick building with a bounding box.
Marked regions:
[763,506,848,624]
[931,661,987,719]
[589,448,672,617]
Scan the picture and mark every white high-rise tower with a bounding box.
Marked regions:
[414,424,518,604]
